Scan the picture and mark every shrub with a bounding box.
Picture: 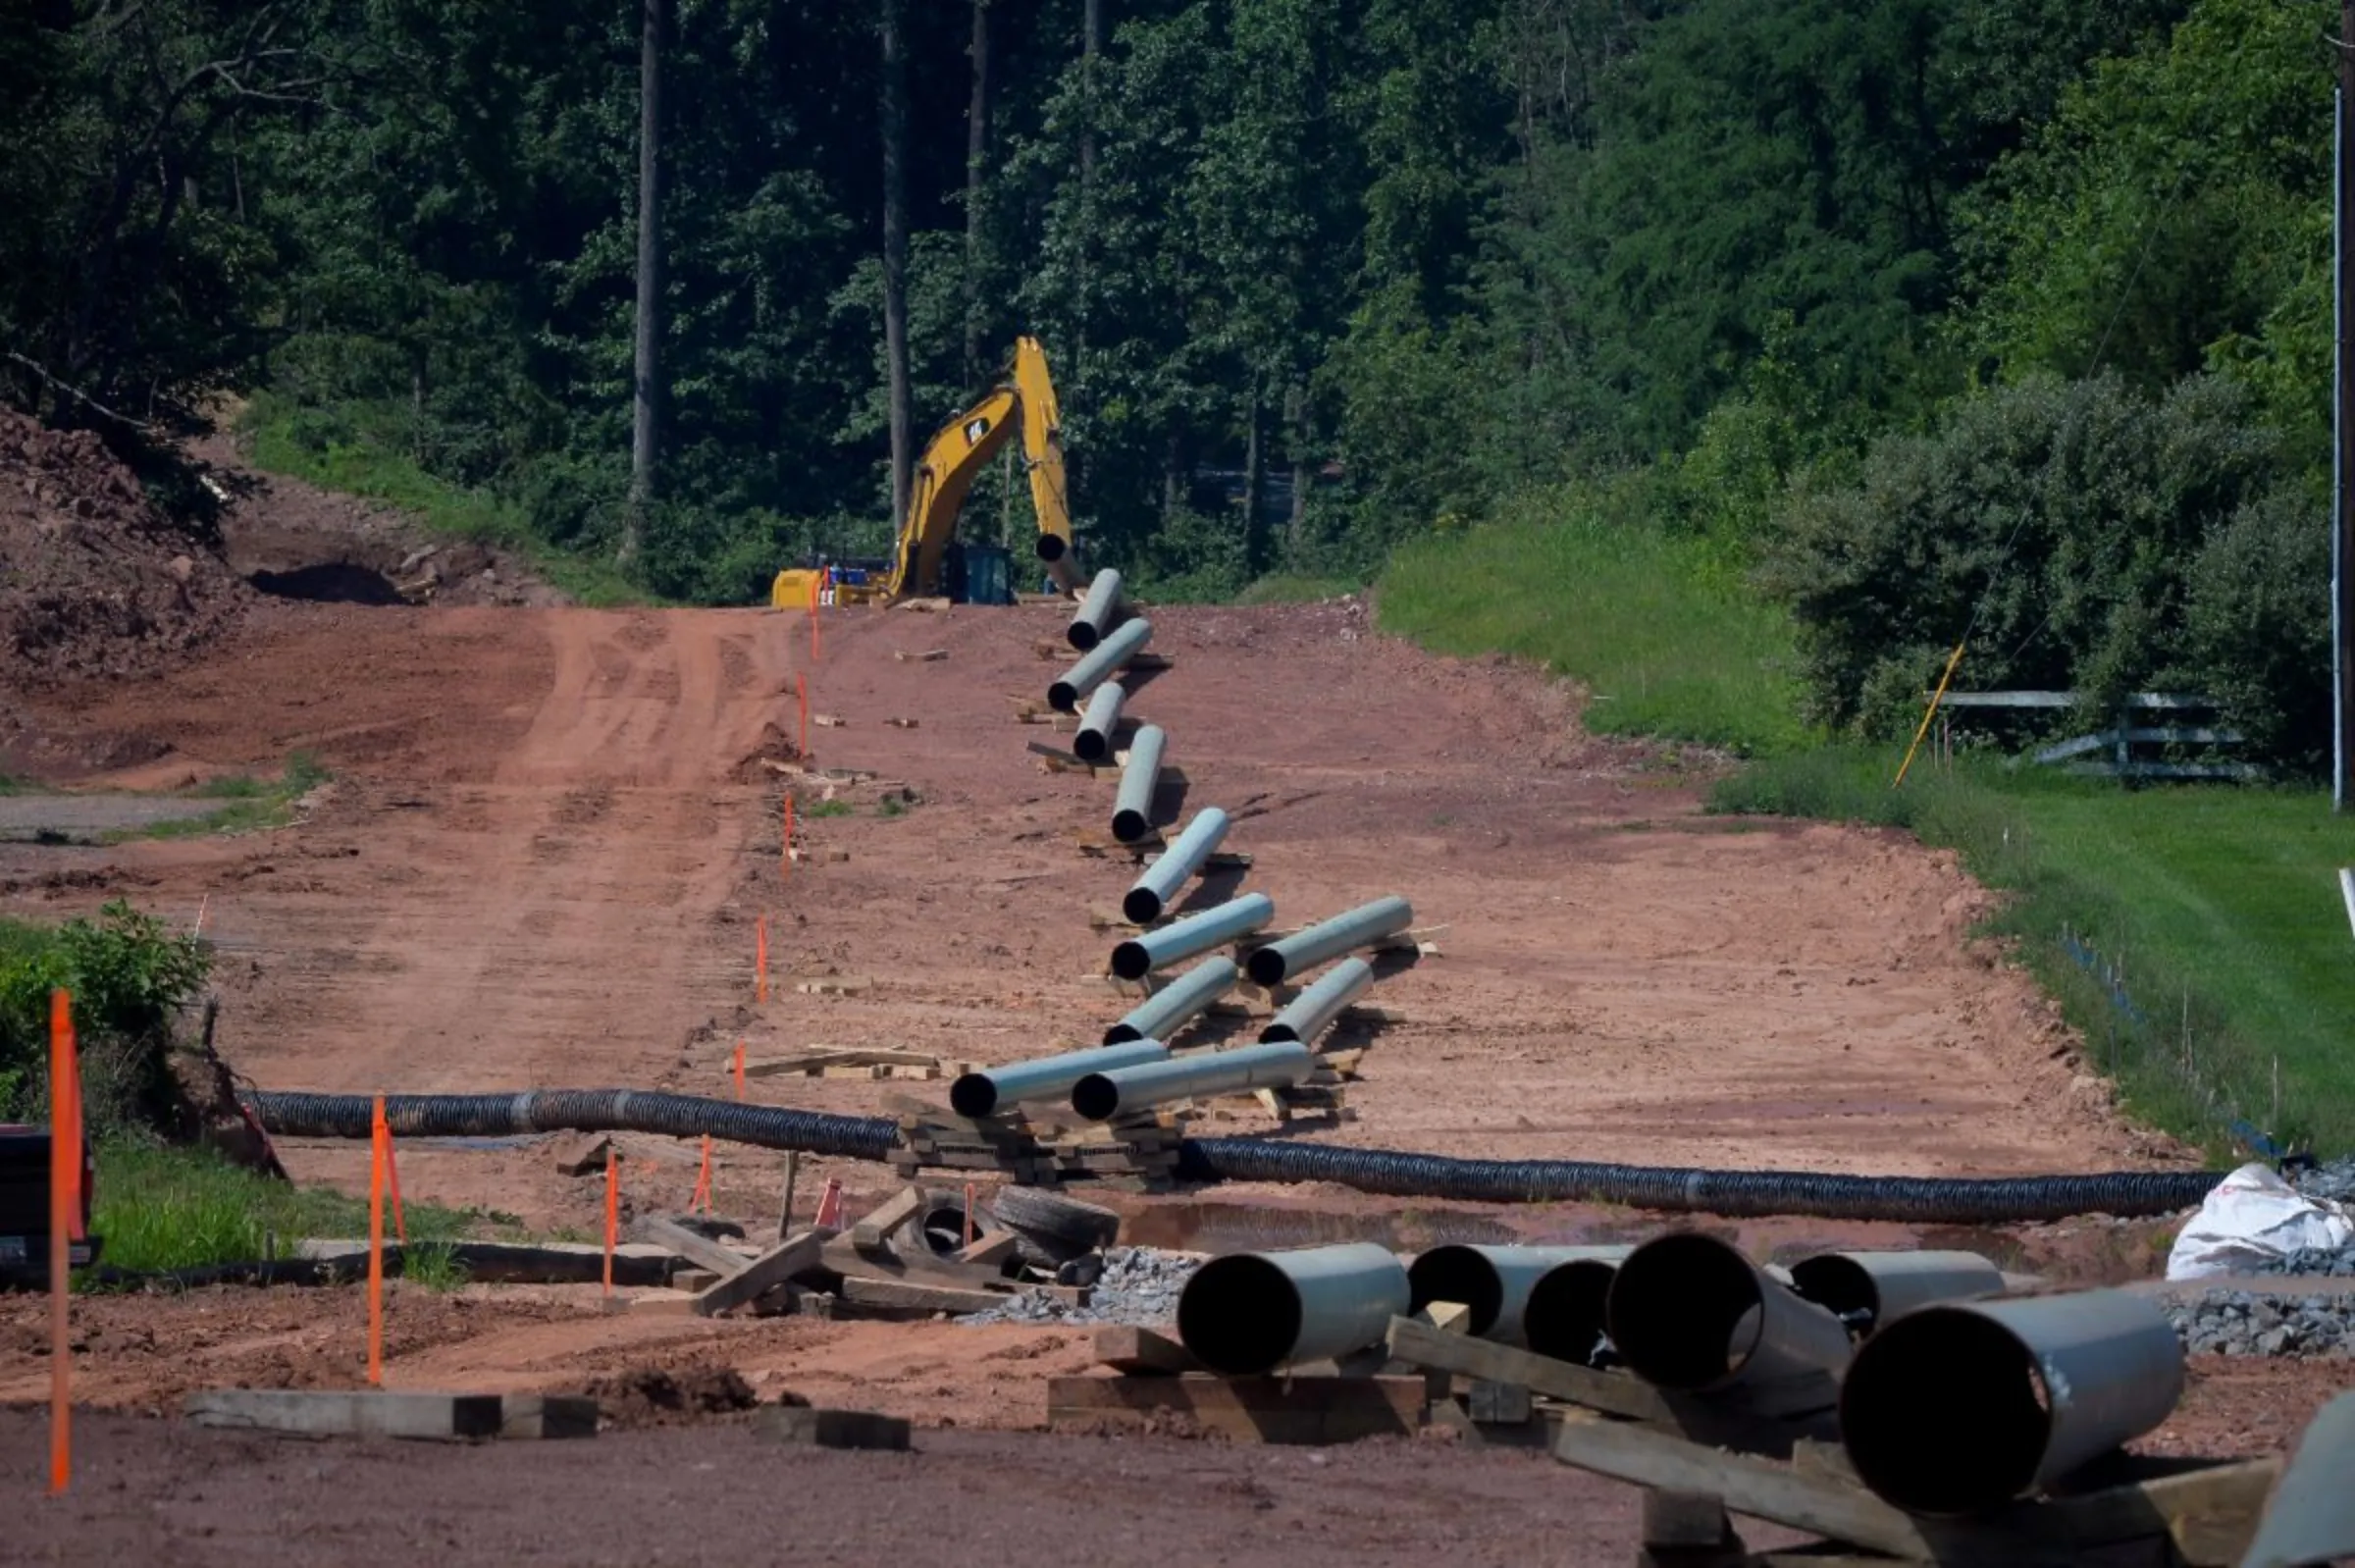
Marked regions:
[0,902,211,1129]
[2180,488,2329,772]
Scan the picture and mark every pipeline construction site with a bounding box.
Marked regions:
[3,435,2354,1565]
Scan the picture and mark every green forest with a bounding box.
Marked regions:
[2,0,2339,764]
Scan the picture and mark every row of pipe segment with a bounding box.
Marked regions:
[1177,1236,2187,1520]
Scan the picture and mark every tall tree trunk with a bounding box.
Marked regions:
[623,0,666,566]
[963,0,992,394]
[1241,392,1265,574]
[881,0,915,529]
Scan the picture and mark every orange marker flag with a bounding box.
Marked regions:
[781,796,795,875]
[755,915,769,1004]
[602,1154,621,1297]
[690,1135,713,1214]
[732,1039,747,1101]
[367,1095,388,1386]
[48,989,78,1495]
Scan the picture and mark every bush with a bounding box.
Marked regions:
[0,902,211,1129]
[2181,488,2329,772]
[1765,375,2299,752]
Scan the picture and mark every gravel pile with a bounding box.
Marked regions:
[961,1246,1204,1328]
[2163,1290,2355,1358]
[2249,1247,2355,1278]
[2291,1158,2355,1204]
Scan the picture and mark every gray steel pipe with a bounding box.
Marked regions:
[2241,1389,2355,1568]
[1522,1248,1639,1364]
[949,1038,1171,1120]
[1605,1231,1855,1392]
[1787,1249,2006,1335]
[1103,957,1237,1045]
[1071,1041,1312,1122]
[1111,893,1275,981]
[1178,1243,1410,1376]
[1111,724,1168,844]
[1838,1289,2185,1517]
[1073,682,1126,764]
[1048,616,1151,712]
[1258,957,1374,1045]
[1037,529,1082,595]
[1125,808,1230,924]
[1409,1243,1630,1347]
[1245,896,1413,986]
[1067,568,1125,651]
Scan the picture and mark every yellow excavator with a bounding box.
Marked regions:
[771,336,1082,609]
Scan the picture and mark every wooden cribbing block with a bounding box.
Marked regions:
[839,1275,1011,1316]
[850,1185,926,1250]
[632,1217,750,1279]
[1385,1316,1672,1423]
[754,1404,912,1451]
[1046,1374,1424,1444]
[818,1235,1006,1289]
[1092,1326,1198,1376]
[893,648,948,662]
[690,1228,829,1318]
[498,1396,601,1439]
[953,1231,1020,1269]
[185,1389,505,1441]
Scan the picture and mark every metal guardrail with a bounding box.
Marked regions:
[1930,691,2257,780]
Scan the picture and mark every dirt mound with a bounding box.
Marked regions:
[577,1360,763,1428]
[0,408,247,682]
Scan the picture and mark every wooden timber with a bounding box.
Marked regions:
[186,1389,509,1441]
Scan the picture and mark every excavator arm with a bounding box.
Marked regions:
[881,336,1081,601]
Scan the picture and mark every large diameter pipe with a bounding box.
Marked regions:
[1073,682,1126,764]
[1111,724,1168,844]
[1111,893,1274,981]
[1522,1248,1639,1364]
[1125,808,1230,924]
[1177,1243,1410,1376]
[1104,957,1237,1045]
[1245,896,1413,986]
[1071,1041,1311,1122]
[1067,569,1125,651]
[1838,1289,2185,1517]
[1787,1249,2006,1335]
[1409,1244,1630,1347]
[949,1038,1171,1120]
[1258,958,1374,1045]
[1048,616,1151,712]
[1605,1232,1854,1392]
[1037,529,1082,595]
[2240,1389,2355,1568]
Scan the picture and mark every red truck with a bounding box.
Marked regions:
[0,1128,98,1286]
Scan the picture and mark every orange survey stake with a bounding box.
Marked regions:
[367,1095,388,1385]
[756,915,769,1003]
[48,989,78,1495]
[602,1154,620,1296]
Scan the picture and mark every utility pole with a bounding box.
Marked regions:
[624,0,666,566]
[881,0,915,531]
[964,0,992,394]
[2337,2,2355,806]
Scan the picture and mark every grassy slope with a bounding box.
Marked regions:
[1378,510,1809,758]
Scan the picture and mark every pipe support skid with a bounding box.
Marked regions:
[2240,1389,2355,1568]
[1246,896,1412,986]
[1103,957,1238,1045]
[1787,1249,2005,1334]
[1111,724,1168,844]
[1178,1243,1410,1376]
[1110,893,1274,981]
[1409,1244,1630,1347]
[1838,1289,2185,1517]
[1048,616,1151,712]
[1073,682,1126,764]
[1072,1041,1312,1122]
[242,1092,2226,1223]
[1067,568,1125,652]
[1259,958,1374,1045]
[1125,808,1230,924]
[949,1038,1171,1120]
[1605,1232,1854,1392]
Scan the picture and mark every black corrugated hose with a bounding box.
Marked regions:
[241,1088,2224,1223]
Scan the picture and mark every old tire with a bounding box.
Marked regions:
[988,1186,1121,1250]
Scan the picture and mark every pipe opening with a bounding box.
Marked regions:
[1245,948,1288,986]
[1788,1255,1878,1325]
[1839,1308,2051,1516]
[1074,730,1115,763]
[1037,534,1069,561]
[1112,807,1151,843]
[1071,1071,1122,1122]
[1102,1023,1143,1045]
[1525,1261,1621,1366]
[948,1072,999,1120]
[1178,1254,1305,1376]
[1607,1233,1769,1389]
[916,1205,970,1256]
[1068,622,1101,653]
[1047,680,1082,713]
[1259,1021,1302,1043]
[1406,1246,1506,1337]
[1110,941,1153,981]
[1123,888,1165,925]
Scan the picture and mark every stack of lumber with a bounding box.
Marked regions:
[888,1101,1181,1190]
[744,1046,977,1082]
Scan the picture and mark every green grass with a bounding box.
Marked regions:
[1378,498,1810,758]
[242,402,652,608]
[878,794,911,817]
[100,752,330,844]
[804,799,854,819]
[1714,750,2355,1158]
[90,1141,488,1275]
[1236,572,1363,605]
[0,775,27,796]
